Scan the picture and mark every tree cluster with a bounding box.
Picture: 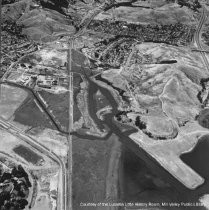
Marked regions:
[0,165,31,210]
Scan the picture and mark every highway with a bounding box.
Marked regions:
[65,3,110,208]
[0,4,105,209]
[0,118,67,210]
[67,38,74,210]
[0,80,69,135]
[74,2,110,38]
[64,5,209,210]
[194,7,209,71]
[0,2,112,209]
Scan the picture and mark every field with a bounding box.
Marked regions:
[20,48,67,68]
[19,8,75,42]
[13,94,55,130]
[38,90,69,132]
[13,145,43,165]
[95,3,196,25]
[2,0,76,43]
[72,134,120,210]
[0,84,28,120]
[0,128,53,168]
[28,128,68,158]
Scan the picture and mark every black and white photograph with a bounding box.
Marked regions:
[1,0,209,209]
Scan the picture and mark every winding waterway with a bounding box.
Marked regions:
[73,76,209,209]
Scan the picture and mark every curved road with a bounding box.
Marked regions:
[0,118,67,210]
[195,7,209,71]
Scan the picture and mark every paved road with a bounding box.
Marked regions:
[65,3,110,208]
[0,2,111,209]
[63,4,209,210]
[67,38,74,210]
[0,80,68,135]
[194,7,209,71]
[0,118,67,210]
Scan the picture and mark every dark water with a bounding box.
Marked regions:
[159,60,177,64]
[181,135,209,189]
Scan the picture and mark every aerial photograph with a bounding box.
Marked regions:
[1,0,209,209]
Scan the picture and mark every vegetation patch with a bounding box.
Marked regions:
[13,145,43,165]
[13,94,55,130]
[38,90,69,132]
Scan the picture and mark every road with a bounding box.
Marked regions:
[0,4,105,209]
[194,7,209,71]
[74,2,109,38]
[0,2,112,209]
[65,3,110,208]
[67,38,74,210]
[0,80,69,135]
[0,118,67,210]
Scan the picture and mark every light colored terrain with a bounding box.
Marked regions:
[130,121,209,189]
[0,84,28,120]
[0,127,60,209]
[95,3,196,25]
[98,42,209,189]
[29,128,68,158]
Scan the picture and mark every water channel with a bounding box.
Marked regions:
[73,76,209,209]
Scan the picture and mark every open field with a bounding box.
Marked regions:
[0,128,52,168]
[0,84,28,120]
[38,90,69,132]
[96,3,196,25]
[19,48,67,68]
[30,194,51,210]
[13,145,43,165]
[19,9,75,42]
[13,94,55,130]
[28,128,68,158]
[72,134,120,210]
[2,0,76,43]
